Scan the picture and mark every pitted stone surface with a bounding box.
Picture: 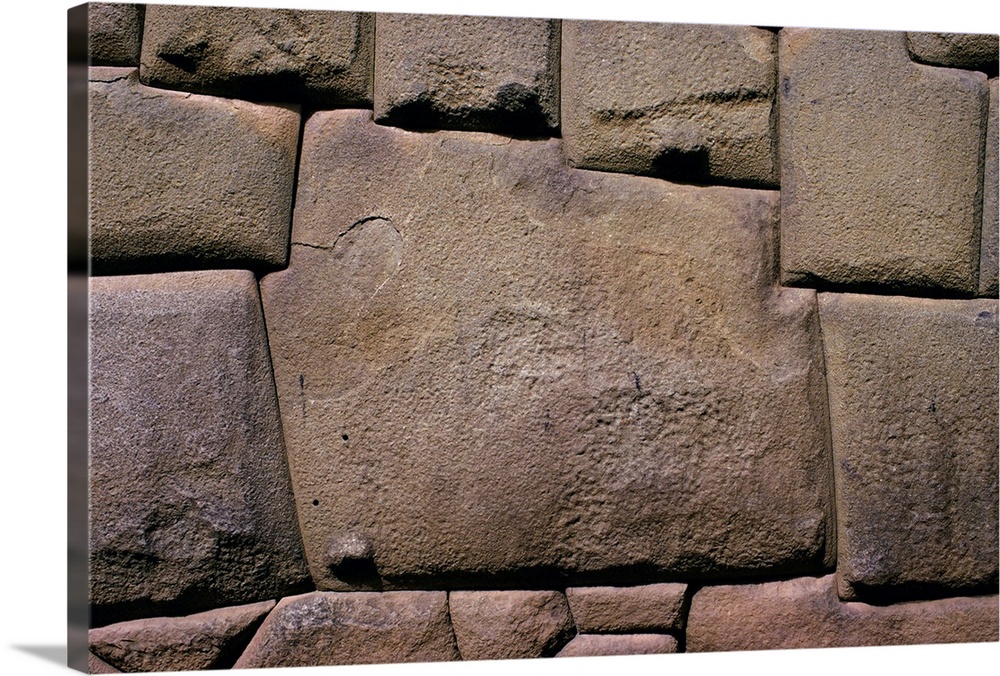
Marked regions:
[687,575,999,651]
[140,6,373,105]
[449,591,575,660]
[556,633,679,657]
[89,600,275,672]
[88,654,120,674]
[233,592,459,668]
[562,21,778,187]
[374,14,560,134]
[260,110,834,591]
[89,67,299,274]
[982,78,998,297]
[780,29,988,294]
[819,293,999,602]
[565,583,687,633]
[907,32,999,73]
[89,271,310,625]
[89,3,142,66]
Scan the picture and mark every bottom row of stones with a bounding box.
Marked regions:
[89,575,998,672]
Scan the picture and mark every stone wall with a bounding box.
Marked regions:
[75,2,999,672]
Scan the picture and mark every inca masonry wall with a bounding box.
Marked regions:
[70,2,999,673]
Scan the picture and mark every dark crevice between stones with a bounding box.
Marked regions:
[674,583,699,653]
[89,253,288,277]
[782,271,982,300]
[280,106,312,270]
[842,578,1000,607]
[211,608,272,670]
[648,146,779,190]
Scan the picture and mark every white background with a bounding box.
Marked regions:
[3,1,997,675]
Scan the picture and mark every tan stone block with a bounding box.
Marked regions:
[556,633,678,657]
[233,592,459,668]
[89,67,299,274]
[374,14,559,134]
[982,78,998,297]
[562,21,778,187]
[89,600,274,672]
[907,32,999,72]
[819,293,998,601]
[140,5,373,105]
[88,3,142,66]
[780,29,988,294]
[260,110,835,591]
[449,591,575,660]
[89,271,310,625]
[687,575,999,651]
[565,583,687,633]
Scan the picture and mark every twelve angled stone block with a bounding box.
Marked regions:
[140,5,374,105]
[89,600,275,672]
[780,29,988,295]
[556,634,679,657]
[260,110,835,592]
[374,14,560,134]
[89,270,310,625]
[89,67,299,274]
[687,575,999,651]
[565,583,688,633]
[562,21,778,187]
[819,293,999,602]
[88,3,143,66]
[233,592,459,668]
[907,32,1000,73]
[449,591,575,660]
[982,78,998,297]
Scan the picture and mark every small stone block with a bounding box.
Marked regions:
[89,3,142,66]
[556,634,678,658]
[907,32,999,73]
[449,591,576,660]
[565,583,688,633]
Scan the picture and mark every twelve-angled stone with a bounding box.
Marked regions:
[89,67,299,274]
[89,270,310,625]
[819,293,998,602]
[140,5,373,105]
[562,21,778,187]
[374,14,560,134]
[260,110,835,592]
[780,29,988,294]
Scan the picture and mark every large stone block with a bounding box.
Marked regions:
[907,32,999,73]
[89,67,299,274]
[233,591,459,668]
[260,110,835,591]
[89,271,310,625]
[88,3,142,66]
[819,293,998,601]
[374,14,560,134]
[562,21,778,187]
[982,78,998,297]
[565,583,687,633]
[449,591,575,660]
[89,600,275,672]
[780,29,988,294]
[687,575,999,651]
[556,634,678,657]
[140,5,373,105]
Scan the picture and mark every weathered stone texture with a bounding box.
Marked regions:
[374,14,560,134]
[556,633,679,657]
[89,3,142,66]
[233,592,459,668]
[449,591,575,660]
[687,575,999,651]
[819,293,999,602]
[88,653,120,674]
[89,270,310,625]
[88,67,299,275]
[780,29,988,294]
[565,583,687,633]
[140,6,373,105]
[562,21,778,187]
[907,32,999,73]
[260,110,834,591]
[982,78,999,297]
[89,600,274,672]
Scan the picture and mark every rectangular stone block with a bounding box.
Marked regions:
[89,270,310,626]
[374,14,560,134]
[89,67,299,274]
[687,575,998,651]
[449,591,575,660]
[556,634,678,657]
[140,5,373,105]
[260,110,835,592]
[565,583,688,633]
[819,293,998,602]
[562,21,778,187]
[780,29,988,295]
